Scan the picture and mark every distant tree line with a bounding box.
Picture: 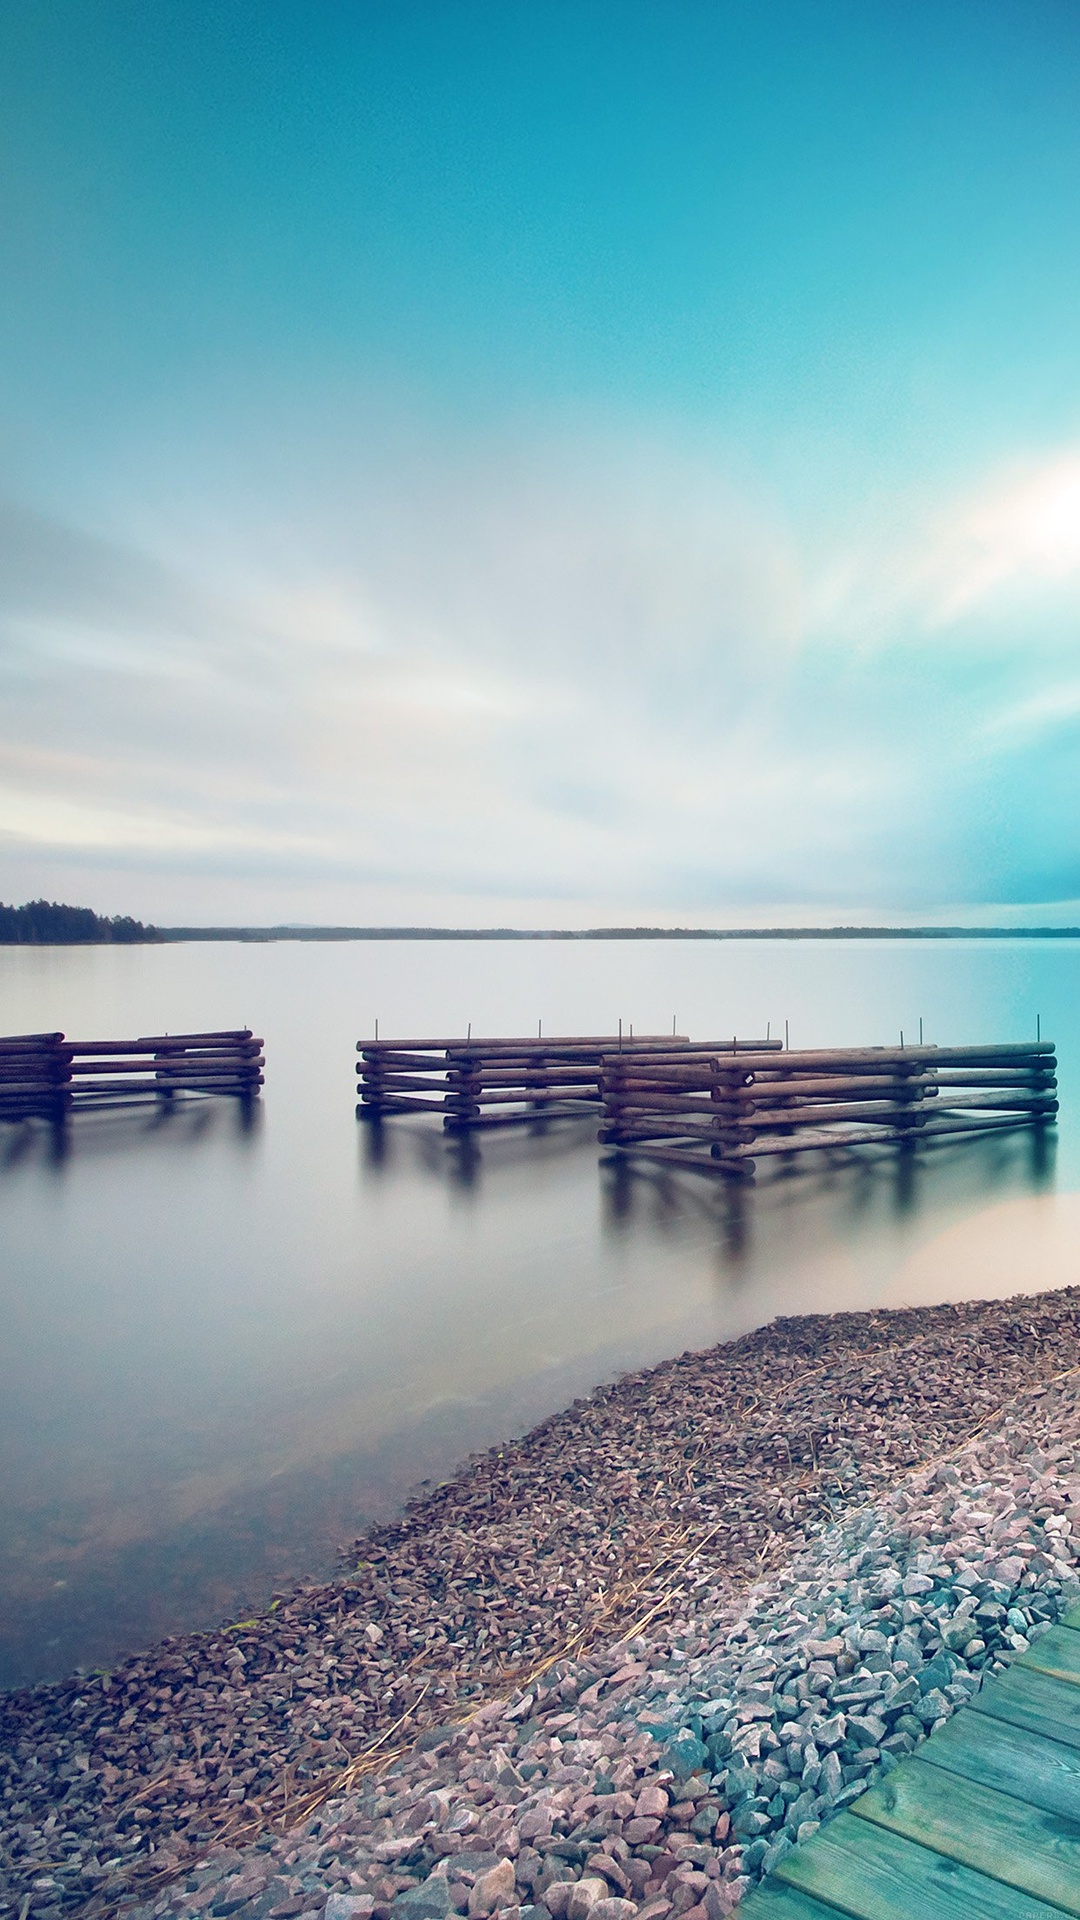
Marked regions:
[0,900,162,944]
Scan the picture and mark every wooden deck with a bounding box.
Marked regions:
[741,1600,1080,1918]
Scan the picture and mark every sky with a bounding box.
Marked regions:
[3,0,1080,927]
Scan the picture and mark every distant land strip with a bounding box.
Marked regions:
[156,923,1080,941]
[4,903,1080,944]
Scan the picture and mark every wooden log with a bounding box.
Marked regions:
[606,1143,754,1177]
[604,1095,742,1117]
[359,1069,603,1096]
[0,1059,71,1078]
[359,1034,688,1054]
[604,1082,936,1115]
[927,1067,1058,1085]
[445,1105,596,1130]
[150,1067,263,1083]
[729,1073,932,1101]
[750,1101,929,1130]
[448,1086,602,1107]
[445,1066,611,1087]
[0,1088,70,1106]
[730,1112,1043,1156]
[0,1044,69,1059]
[918,1112,1055,1138]
[0,1082,67,1097]
[591,1075,753,1090]
[356,1093,450,1113]
[930,1093,1059,1113]
[356,1071,453,1093]
[69,1055,264,1077]
[68,1033,259,1055]
[151,1046,264,1062]
[607,1099,931,1134]
[708,1044,1055,1071]
[591,1052,776,1067]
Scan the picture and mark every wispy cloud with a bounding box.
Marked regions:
[3,423,1080,921]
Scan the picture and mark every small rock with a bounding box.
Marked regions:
[634,1788,670,1820]
[469,1861,516,1918]
[542,1884,578,1920]
[624,1820,661,1845]
[815,1716,845,1750]
[914,1689,950,1727]
[567,1879,611,1920]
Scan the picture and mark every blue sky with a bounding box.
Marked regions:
[3,0,1080,924]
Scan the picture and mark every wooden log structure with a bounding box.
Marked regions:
[356,1034,782,1130]
[0,1033,73,1121]
[599,1041,1057,1180]
[0,1029,264,1121]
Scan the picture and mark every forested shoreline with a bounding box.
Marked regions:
[0,900,161,944]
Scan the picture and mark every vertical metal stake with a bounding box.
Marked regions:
[1038,1013,1041,1042]
[900,1029,904,1049]
[919,1017,923,1045]
[375,1017,379,1042]
[784,1020,789,1051]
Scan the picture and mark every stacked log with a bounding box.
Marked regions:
[0,1030,264,1118]
[0,1033,72,1121]
[599,1042,1057,1180]
[356,1035,779,1130]
[68,1030,264,1107]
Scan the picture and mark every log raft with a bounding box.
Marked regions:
[356,1035,781,1130]
[0,1030,264,1121]
[599,1041,1057,1180]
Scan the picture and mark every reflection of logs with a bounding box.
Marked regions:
[599,1042,1057,1181]
[356,1036,780,1129]
[0,1029,264,1120]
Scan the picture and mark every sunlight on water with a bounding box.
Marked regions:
[0,937,1076,1684]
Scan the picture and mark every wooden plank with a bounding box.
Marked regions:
[853,1752,1080,1915]
[773,1807,1067,1917]
[924,1695,1080,1813]
[739,1884,849,1919]
[1019,1624,1080,1688]
[971,1662,1080,1753]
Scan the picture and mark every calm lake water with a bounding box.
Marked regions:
[1,936,1078,1689]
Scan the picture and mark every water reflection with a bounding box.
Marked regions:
[358,1106,1058,1295]
[0,935,1076,1687]
[0,1092,263,1180]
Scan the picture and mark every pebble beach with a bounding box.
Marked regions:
[5,1285,1080,1920]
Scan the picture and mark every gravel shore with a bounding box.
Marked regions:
[4,1286,1080,1919]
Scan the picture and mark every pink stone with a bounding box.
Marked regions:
[624,1817,661,1844]
[635,1786,670,1820]
[468,1858,516,1918]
